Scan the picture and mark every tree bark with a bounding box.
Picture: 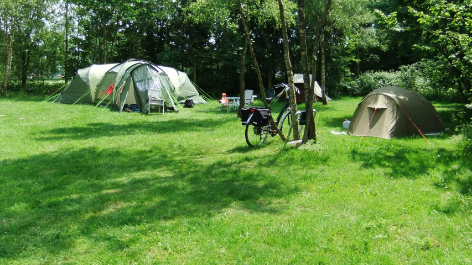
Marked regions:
[21,34,32,87]
[238,0,285,141]
[238,35,248,117]
[267,59,273,93]
[298,0,316,143]
[278,0,300,141]
[320,31,328,105]
[64,1,70,83]
[310,0,332,106]
[193,60,197,83]
[2,22,14,97]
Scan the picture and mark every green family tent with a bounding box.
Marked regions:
[54,63,118,104]
[347,86,445,139]
[158,66,207,105]
[54,59,207,112]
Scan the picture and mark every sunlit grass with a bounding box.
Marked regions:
[0,95,471,264]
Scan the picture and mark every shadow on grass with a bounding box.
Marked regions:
[31,118,223,141]
[0,145,297,259]
[349,139,472,214]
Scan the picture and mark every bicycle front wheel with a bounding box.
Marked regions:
[245,114,269,146]
[279,111,304,141]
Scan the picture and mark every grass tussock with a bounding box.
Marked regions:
[0,96,471,264]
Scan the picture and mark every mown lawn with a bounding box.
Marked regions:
[0,95,470,264]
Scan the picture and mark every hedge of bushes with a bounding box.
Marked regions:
[338,61,462,102]
[4,80,66,97]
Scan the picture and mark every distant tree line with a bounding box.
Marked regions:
[0,0,470,103]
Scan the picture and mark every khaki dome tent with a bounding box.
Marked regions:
[348,86,445,139]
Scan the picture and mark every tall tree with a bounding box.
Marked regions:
[14,0,50,86]
[410,1,471,102]
[278,0,300,140]
[238,35,248,116]
[64,0,70,82]
[299,0,320,142]
[238,0,285,140]
[0,0,19,96]
[376,0,472,102]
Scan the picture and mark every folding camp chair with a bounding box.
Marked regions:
[147,89,165,115]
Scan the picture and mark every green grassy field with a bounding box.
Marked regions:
[0,96,470,264]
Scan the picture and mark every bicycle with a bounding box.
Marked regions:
[242,100,316,147]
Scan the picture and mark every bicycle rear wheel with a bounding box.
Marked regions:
[245,114,269,146]
[279,111,304,141]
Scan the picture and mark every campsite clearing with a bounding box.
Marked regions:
[0,95,470,264]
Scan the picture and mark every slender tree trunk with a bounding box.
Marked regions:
[267,59,273,93]
[193,60,197,83]
[278,0,300,140]
[356,46,360,77]
[311,48,317,97]
[238,0,285,141]
[310,0,331,106]
[104,24,107,63]
[320,32,328,105]
[2,25,14,97]
[21,34,32,87]
[298,0,316,143]
[64,1,70,83]
[238,35,248,117]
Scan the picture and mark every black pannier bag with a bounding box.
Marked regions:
[298,109,316,125]
[241,108,251,125]
[299,111,307,125]
[184,99,194,108]
[252,108,271,126]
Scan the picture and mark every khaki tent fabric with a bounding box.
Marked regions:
[54,63,117,104]
[348,86,445,139]
[95,60,177,111]
[158,66,206,104]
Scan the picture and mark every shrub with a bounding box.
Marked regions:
[338,61,462,101]
[7,80,65,97]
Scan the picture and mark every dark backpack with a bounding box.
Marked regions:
[184,99,194,108]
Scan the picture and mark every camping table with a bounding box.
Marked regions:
[220,97,240,113]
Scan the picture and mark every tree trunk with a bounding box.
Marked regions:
[356,46,360,77]
[21,35,32,87]
[311,48,317,96]
[278,0,300,141]
[238,36,248,117]
[64,1,70,83]
[310,0,331,106]
[267,59,273,93]
[320,32,328,105]
[2,26,14,97]
[104,23,107,63]
[193,60,197,83]
[298,0,316,143]
[238,0,285,141]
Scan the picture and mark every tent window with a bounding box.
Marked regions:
[132,65,162,95]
